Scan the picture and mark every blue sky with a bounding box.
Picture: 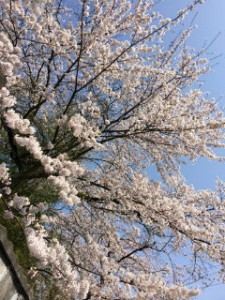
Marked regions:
[155,1,225,299]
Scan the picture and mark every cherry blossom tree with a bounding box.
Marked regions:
[1,0,225,299]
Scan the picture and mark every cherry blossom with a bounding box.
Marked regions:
[1,0,225,299]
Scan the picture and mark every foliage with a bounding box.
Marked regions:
[1,0,225,299]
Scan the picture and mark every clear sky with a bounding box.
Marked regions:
[155,1,225,299]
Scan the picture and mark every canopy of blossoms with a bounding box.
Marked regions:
[1,0,225,299]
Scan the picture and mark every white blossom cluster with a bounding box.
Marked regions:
[8,194,30,210]
[26,226,89,298]
[68,113,101,148]
[5,110,35,135]
[0,33,19,109]
[0,163,11,198]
